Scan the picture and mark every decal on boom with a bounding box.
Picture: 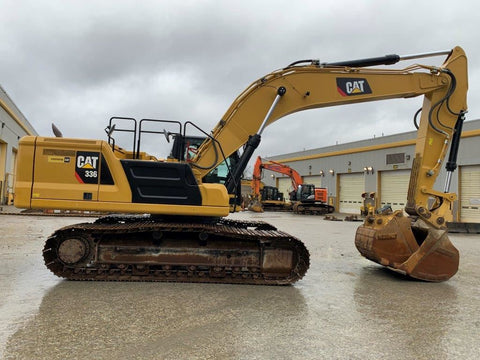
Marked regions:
[337,78,372,96]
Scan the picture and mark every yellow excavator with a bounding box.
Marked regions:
[14,46,467,284]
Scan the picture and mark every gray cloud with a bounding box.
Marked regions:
[1,0,479,164]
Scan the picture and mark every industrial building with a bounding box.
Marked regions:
[0,85,37,205]
[265,119,480,223]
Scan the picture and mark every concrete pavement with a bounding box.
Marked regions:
[0,211,479,359]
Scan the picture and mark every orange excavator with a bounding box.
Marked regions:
[291,184,334,215]
[250,156,334,214]
[249,156,301,212]
[14,46,467,283]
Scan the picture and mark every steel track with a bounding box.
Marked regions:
[43,216,310,285]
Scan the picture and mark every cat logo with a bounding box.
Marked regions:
[77,155,99,169]
[75,151,100,184]
[336,78,372,96]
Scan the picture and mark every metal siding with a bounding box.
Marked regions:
[339,173,364,213]
[302,175,323,187]
[380,170,410,211]
[460,165,480,222]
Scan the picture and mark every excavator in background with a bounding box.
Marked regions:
[15,46,467,283]
[250,156,334,214]
[360,192,376,216]
[255,185,287,211]
[291,184,335,215]
[249,156,300,212]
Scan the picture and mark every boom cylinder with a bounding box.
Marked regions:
[224,86,286,195]
[444,112,466,192]
[322,49,451,68]
[258,87,286,135]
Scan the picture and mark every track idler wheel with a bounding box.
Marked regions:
[57,238,89,265]
[355,211,459,282]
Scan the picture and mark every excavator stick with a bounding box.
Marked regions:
[355,211,459,281]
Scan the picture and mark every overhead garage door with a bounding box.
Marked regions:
[302,175,323,188]
[380,169,410,211]
[277,177,293,201]
[241,180,253,198]
[460,165,480,223]
[339,173,364,214]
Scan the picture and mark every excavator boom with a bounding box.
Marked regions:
[190,48,466,181]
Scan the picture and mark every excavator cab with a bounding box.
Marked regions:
[105,117,244,206]
[295,184,313,202]
[169,134,241,185]
[291,184,334,215]
[296,184,327,203]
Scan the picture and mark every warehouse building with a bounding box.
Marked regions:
[264,119,480,223]
[0,86,37,205]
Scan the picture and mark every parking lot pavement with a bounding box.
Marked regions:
[1,211,479,359]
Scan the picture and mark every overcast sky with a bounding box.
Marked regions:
[1,0,479,161]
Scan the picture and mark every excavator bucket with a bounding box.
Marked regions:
[355,211,459,282]
[248,198,264,213]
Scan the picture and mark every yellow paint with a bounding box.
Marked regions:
[14,136,230,217]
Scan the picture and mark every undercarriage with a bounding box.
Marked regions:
[43,216,310,285]
[292,202,335,215]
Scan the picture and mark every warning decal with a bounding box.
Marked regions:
[48,156,71,163]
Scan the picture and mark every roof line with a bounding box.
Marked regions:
[275,129,480,163]
[0,95,35,136]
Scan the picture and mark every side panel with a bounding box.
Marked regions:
[97,141,132,203]
[314,188,327,203]
[121,160,202,205]
[13,136,36,208]
[15,136,230,217]
[21,137,132,205]
[31,138,101,202]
